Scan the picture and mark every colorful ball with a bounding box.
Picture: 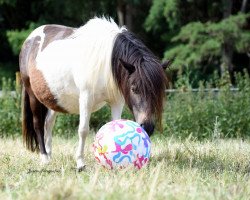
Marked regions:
[93,119,151,169]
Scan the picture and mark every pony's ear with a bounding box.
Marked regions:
[119,59,136,75]
[162,59,172,70]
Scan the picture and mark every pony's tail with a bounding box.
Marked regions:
[22,88,38,152]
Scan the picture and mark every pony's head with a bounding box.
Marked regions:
[112,31,169,136]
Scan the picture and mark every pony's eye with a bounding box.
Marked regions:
[131,87,139,94]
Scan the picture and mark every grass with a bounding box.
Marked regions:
[1,134,250,200]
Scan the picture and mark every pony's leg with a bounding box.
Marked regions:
[111,102,124,120]
[76,92,91,171]
[44,109,57,160]
[28,93,49,164]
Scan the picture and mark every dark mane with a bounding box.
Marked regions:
[111,30,167,128]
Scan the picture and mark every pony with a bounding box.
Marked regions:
[19,17,169,171]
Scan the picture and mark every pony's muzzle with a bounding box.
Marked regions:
[141,122,155,137]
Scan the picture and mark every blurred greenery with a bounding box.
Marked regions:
[0,0,249,82]
[1,72,250,139]
[6,22,38,55]
[144,0,250,82]
[164,70,250,139]
[0,77,21,137]
[164,13,250,69]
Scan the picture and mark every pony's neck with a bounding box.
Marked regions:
[72,18,125,103]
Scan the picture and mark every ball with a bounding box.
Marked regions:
[93,119,151,169]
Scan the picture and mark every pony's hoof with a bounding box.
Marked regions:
[40,154,51,165]
[76,159,85,172]
[77,165,86,172]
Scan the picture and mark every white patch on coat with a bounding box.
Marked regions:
[34,18,125,114]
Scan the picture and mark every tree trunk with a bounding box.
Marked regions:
[117,0,126,26]
[222,43,234,83]
[221,0,234,84]
[116,0,134,31]
[125,4,134,31]
[241,0,250,75]
[247,52,250,75]
[241,0,248,12]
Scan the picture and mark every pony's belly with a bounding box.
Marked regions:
[56,92,80,114]
[92,102,106,112]
[47,76,80,113]
[57,93,107,114]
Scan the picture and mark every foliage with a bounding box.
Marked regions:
[0,77,21,138]
[1,73,250,140]
[145,0,180,32]
[6,22,39,55]
[144,0,250,80]
[165,13,250,69]
[39,0,116,25]
[0,0,16,6]
[144,0,167,33]
[0,62,16,82]
[164,71,250,139]
[1,0,249,83]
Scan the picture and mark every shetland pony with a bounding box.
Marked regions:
[19,17,168,171]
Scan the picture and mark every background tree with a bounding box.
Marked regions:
[0,0,151,78]
[145,0,250,85]
[0,0,249,86]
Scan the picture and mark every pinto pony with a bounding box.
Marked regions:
[19,17,168,170]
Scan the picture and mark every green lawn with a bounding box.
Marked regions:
[1,134,250,200]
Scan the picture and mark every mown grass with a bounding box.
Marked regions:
[1,134,250,200]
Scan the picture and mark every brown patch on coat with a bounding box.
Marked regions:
[20,35,67,113]
[41,25,74,51]
[29,67,67,113]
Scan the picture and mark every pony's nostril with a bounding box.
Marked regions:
[140,124,145,132]
[140,123,155,136]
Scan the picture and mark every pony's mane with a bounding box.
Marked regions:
[67,17,125,101]
[71,17,124,39]
[111,31,167,127]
